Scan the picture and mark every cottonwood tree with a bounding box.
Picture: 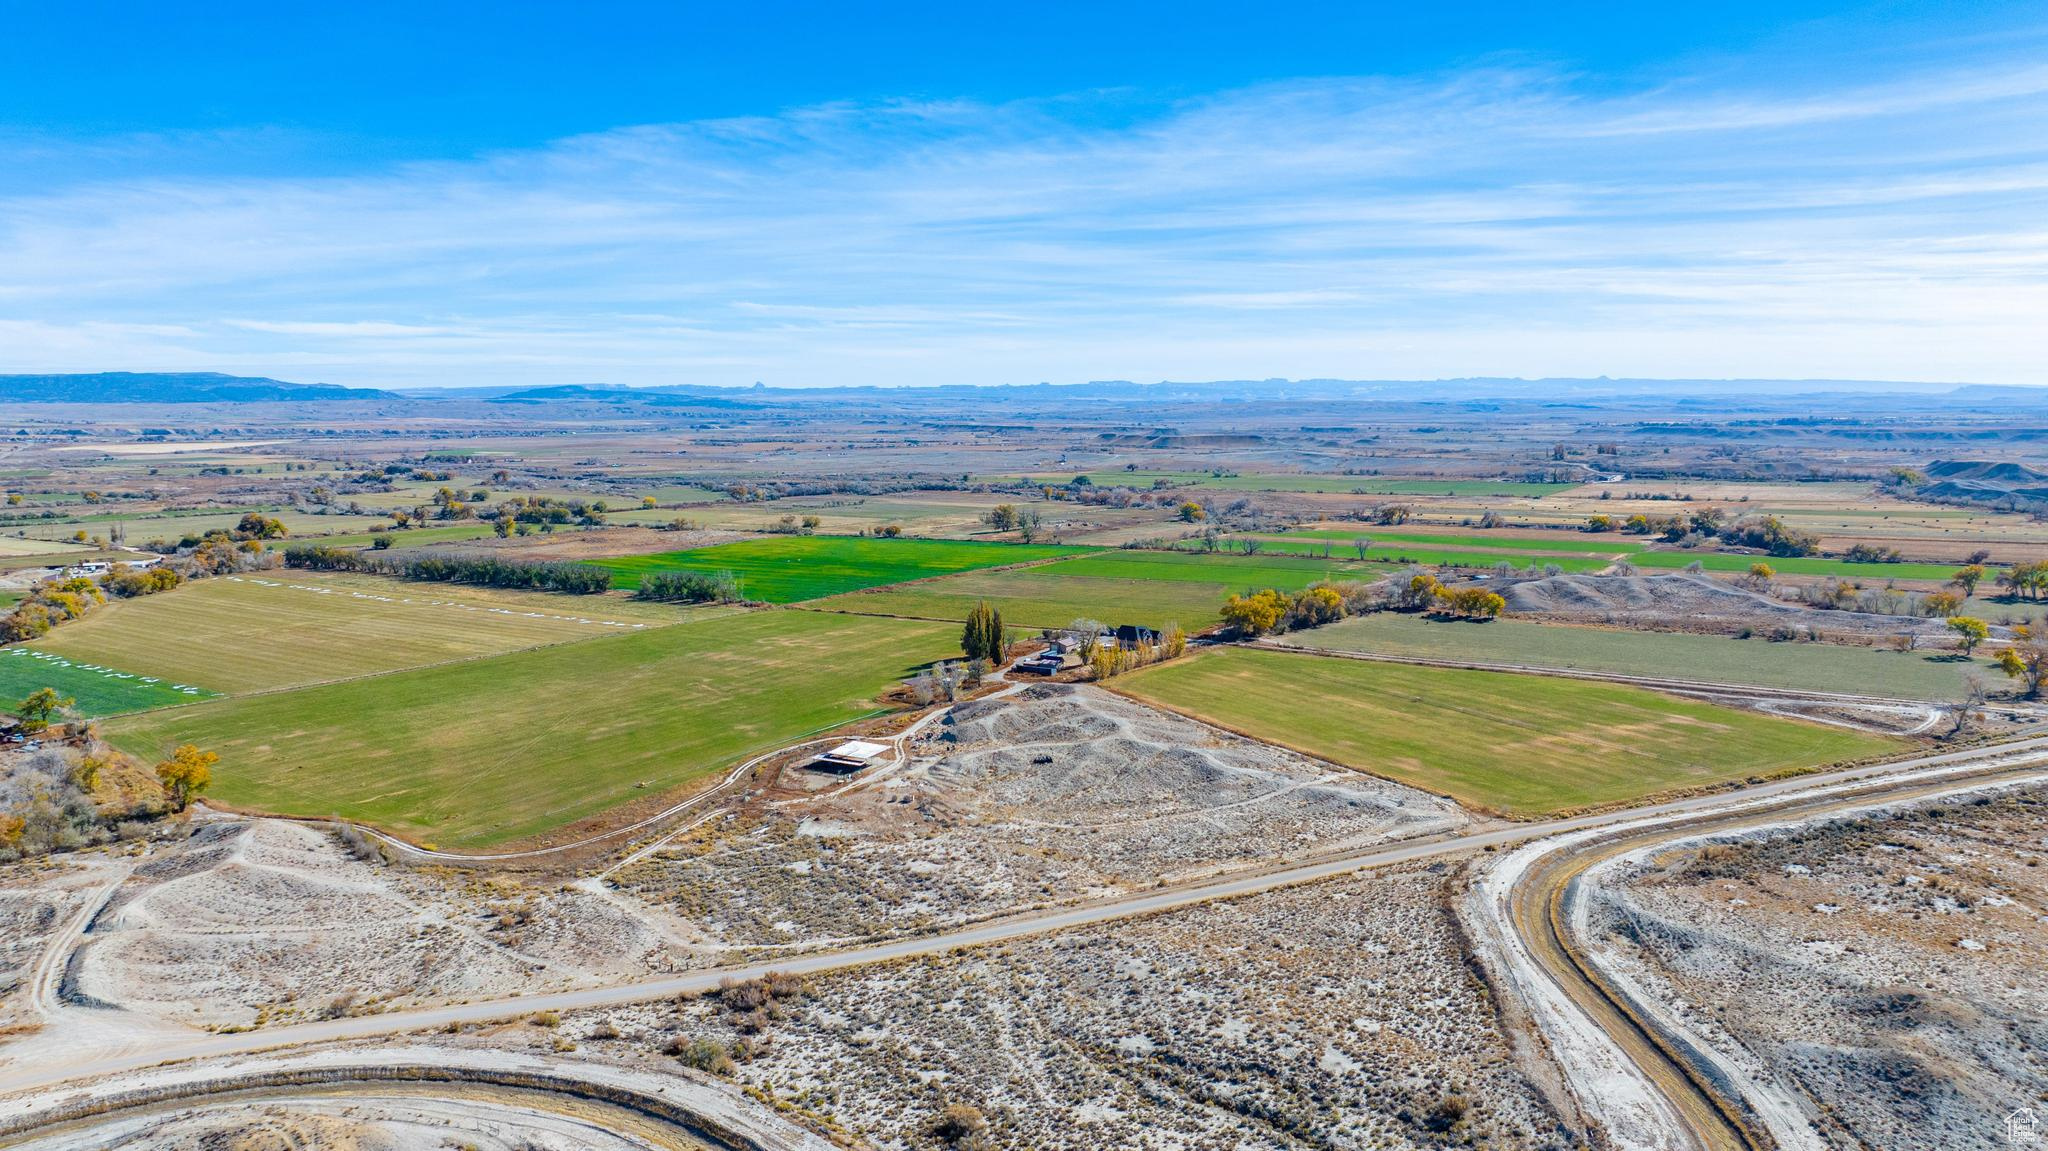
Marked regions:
[1946,675,1989,738]
[1221,589,1289,636]
[15,687,72,734]
[1998,628,2047,697]
[155,744,218,811]
[1948,615,1989,656]
[1399,572,1443,610]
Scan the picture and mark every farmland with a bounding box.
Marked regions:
[1049,548,1383,586]
[810,549,1394,628]
[1241,525,1970,580]
[0,648,216,717]
[1274,612,1990,700]
[1239,535,1618,571]
[1628,549,1962,581]
[587,535,1091,601]
[103,610,961,848]
[32,571,702,695]
[291,522,502,549]
[1263,526,1649,553]
[1000,471,1582,496]
[1116,646,1893,816]
[0,535,90,556]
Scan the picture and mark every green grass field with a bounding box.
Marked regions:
[1,648,216,717]
[811,549,1394,629]
[1050,549,1385,585]
[103,610,960,848]
[0,535,91,556]
[1274,612,1989,700]
[1116,646,1893,816]
[32,572,702,695]
[588,535,1092,601]
[1238,537,1616,572]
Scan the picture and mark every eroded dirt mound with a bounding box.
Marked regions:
[1502,572,1963,637]
[72,821,681,1028]
[614,685,1467,948]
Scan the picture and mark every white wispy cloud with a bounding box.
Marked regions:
[2,50,2046,385]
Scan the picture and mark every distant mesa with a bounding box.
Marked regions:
[1096,431,1265,448]
[492,384,767,409]
[0,372,393,403]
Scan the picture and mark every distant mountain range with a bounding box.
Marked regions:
[0,372,392,403]
[7,372,2047,409]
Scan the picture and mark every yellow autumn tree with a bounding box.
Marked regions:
[155,745,219,811]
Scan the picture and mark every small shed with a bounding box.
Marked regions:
[810,739,890,773]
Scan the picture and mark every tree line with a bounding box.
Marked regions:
[635,569,742,603]
[1220,571,1505,639]
[283,545,613,594]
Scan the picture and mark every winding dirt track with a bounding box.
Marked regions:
[1494,747,2048,1151]
[9,734,2048,1145]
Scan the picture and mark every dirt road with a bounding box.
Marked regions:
[8,735,2047,1116]
[1472,742,2048,1151]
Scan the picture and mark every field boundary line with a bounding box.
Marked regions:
[1107,647,1991,820]
[1257,635,1995,709]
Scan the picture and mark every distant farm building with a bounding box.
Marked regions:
[810,739,891,773]
[1112,624,1162,648]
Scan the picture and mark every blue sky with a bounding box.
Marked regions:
[4,1,2047,388]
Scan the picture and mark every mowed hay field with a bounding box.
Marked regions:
[588,535,1092,601]
[1116,646,1893,816]
[1274,613,1990,701]
[33,571,704,695]
[103,610,961,849]
[812,549,1390,629]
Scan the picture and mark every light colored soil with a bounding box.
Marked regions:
[68,821,683,1029]
[1501,572,1971,639]
[552,862,1580,1149]
[610,684,1468,948]
[1586,787,2048,1149]
[0,864,96,1034]
[451,526,749,560]
[15,1091,693,1151]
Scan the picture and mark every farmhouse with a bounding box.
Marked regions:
[810,739,891,773]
